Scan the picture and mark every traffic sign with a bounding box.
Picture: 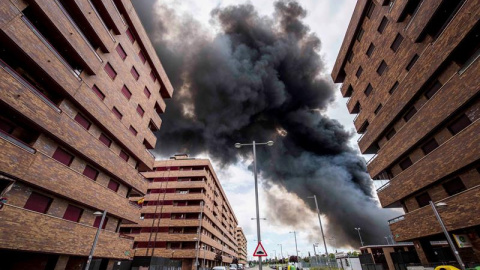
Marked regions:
[253,242,268,257]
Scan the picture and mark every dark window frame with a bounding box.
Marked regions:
[378,17,388,33]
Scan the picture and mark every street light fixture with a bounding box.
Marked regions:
[354,228,364,247]
[85,210,107,270]
[289,231,299,260]
[307,195,328,256]
[430,201,465,270]
[234,140,274,270]
[278,244,284,260]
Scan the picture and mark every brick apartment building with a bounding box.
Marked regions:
[236,227,247,265]
[120,154,240,270]
[0,0,172,269]
[331,0,479,266]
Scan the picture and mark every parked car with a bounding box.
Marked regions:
[229,264,238,270]
[213,266,228,270]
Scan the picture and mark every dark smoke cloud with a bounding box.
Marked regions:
[132,0,398,247]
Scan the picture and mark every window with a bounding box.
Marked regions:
[116,44,127,60]
[83,165,99,180]
[52,147,74,166]
[374,104,383,115]
[24,192,52,213]
[425,80,442,99]
[138,50,147,64]
[347,51,354,63]
[112,107,122,119]
[403,107,417,122]
[366,1,375,18]
[74,113,91,130]
[121,85,132,100]
[443,178,467,196]
[150,70,157,82]
[415,192,431,208]
[406,54,419,71]
[399,157,413,170]
[356,28,364,41]
[356,66,363,78]
[144,87,151,98]
[390,34,404,52]
[91,85,105,100]
[126,28,135,43]
[119,150,129,161]
[131,66,140,80]
[107,179,119,192]
[136,105,145,117]
[366,43,375,57]
[128,125,137,136]
[63,204,83,222]
[364,84,373,97]
[104,63,117,80]
[377,60,387,75]
[386,128,396,140]
[93,215,108,229]
[378,17,388,33]
[389,81,399,94]
[99,133,112,147]
[421,138,439,155]
[448,114,472,135]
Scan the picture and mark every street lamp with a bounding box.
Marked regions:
[234,140,274,270]
[289,231,299,260]
[278,244,284,261]
[354,228,364,247]
[202,245,207,270]
[273,250,277,265]
[307,195,328,256]
[430,201,465,270]
[85,210,107,270]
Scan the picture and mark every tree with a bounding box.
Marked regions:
[215,252,222,264]
[289,256,298,263]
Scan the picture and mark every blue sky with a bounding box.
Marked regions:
[148,0,371,260]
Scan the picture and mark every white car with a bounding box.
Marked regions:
[229,264,238,270]
[212,267,228,270]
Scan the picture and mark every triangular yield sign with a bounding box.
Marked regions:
[253,241,268,257]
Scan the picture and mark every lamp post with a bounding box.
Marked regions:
[307,195,328,256]
[278,244,284,261]
[273,250,277,266]
[85,210,107,270]
[235,140,274,270]
[354,228,364,247]
[195,202,205,270]
[430,201,465,270]
[384,236,390,245]
[203,245,207,270]
[289,231,299,260]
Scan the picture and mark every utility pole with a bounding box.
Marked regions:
[290,231,299,260]
[235,140,273,270]
[308,195,328,256]
[354,228,364,247]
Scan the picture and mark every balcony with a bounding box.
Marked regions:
[390,185,480,241]
[0,70,147,193]
[0,204,133,259]
[378,119,480,207]
[367,57,479,178]
[0,136,140,222]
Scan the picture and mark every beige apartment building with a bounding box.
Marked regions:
[236,227,248,265]
[120,154,240,270]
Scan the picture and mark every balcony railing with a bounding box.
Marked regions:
[375,180,390,192]
[54,0,103,62]
[366,154,378,165]
[0,131,36,154]
[0,59,61,113]
[388,215,405,225]
[87,0,116,42]
[21,16,82,80]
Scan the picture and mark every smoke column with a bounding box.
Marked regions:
[132,0,399,247]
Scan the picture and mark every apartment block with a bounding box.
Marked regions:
[332,0,479,266]
[0,0,172,269]
[120,154,239,270]
[236,227,248,265]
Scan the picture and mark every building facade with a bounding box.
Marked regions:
[236,227,248,264]
[331,0,479,266]
[0,0,172,269]
[120,154,239,270]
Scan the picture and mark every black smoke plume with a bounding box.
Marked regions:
[132,0,398,247]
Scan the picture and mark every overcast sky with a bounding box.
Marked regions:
[142,0,365,259]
